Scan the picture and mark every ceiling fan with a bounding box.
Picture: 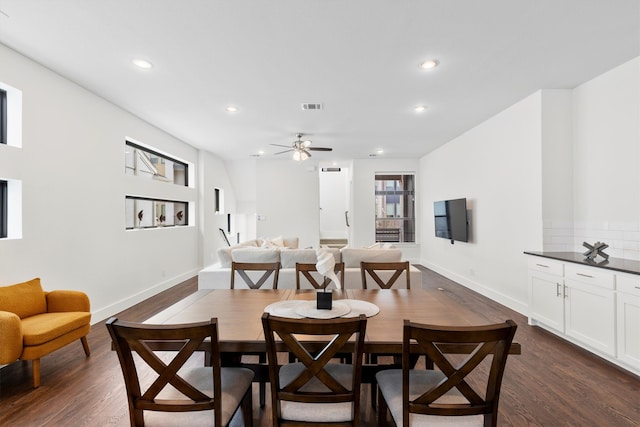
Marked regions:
[271,133,333,161]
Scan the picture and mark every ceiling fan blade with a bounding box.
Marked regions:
[273,149,294,155]
[270,143,293,148]
[308,147,333,151]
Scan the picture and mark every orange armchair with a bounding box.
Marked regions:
[0,277,91,387]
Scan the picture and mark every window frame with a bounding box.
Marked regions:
[374,173,416,244]
[125,196,189,230]
[125,140,189,186]
[0,89,7,145]
[0,180,7,238]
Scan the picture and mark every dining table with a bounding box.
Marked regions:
[143,288,522,357]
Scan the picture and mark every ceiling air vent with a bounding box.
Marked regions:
[301,103,323,110]
[321,167,341,172]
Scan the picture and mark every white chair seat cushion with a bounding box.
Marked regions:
[278,362,355,423]
[152,366,254,426]
[376,369,484,427]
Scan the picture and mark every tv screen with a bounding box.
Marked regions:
[434,198,468,243]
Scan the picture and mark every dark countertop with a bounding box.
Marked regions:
[524,251,640,276]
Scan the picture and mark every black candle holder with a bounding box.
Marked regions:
[317,289,332,310]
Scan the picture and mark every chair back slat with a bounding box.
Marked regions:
[231,261,280,289]
[296,262,345,289]
[360,261,411,289]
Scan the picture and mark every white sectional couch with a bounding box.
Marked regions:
[198,237,422,289]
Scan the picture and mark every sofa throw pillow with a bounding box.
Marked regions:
[261,236,284,248]
[0,278,47,319]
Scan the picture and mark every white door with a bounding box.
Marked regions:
[319,167,349,241]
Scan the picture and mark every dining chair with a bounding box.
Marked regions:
[376,319,518,427]
[361,260,412,406]
[360,261,411,289]
[106,317,254,427]
[228,261,280,407]
[295,262,345,289]
[231,261,281,289]
[261,312,367,426]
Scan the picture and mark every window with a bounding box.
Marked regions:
[0,180,7,238]
[0,89,6,145]
[125,141,188,186]
[374,174,415,243]
[214,187,224,214]
[125,196,188,230]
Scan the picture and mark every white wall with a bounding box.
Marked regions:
[351,158,421,263]
[420,56,640,314]
[255,159,320,249]
[420,92,544,313]
[571,57,640,260]
[198,149,237,266]
[0,43,235,322]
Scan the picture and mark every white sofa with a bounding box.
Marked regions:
[198,237,422,289]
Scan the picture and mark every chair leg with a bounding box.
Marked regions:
[241,387,253,427]
[377,386,389,427]
[259,353,266,407]
[32,359,40,388]
[81,336,91,356]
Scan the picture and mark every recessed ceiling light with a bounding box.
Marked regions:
[419,59,439,70]
[132,58,153,69]
[258,150,265,155]
[414,105,427,113]
[225,105,239,113]
[377,149,384,155]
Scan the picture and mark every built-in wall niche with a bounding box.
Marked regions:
[214,187,224,214]
[125,196,188,229]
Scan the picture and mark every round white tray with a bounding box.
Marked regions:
[294,300,351,319]
[341,299,380,318]
[263,300,305,318]
[264,299,379,319]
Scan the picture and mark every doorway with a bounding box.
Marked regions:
[319,166,350,248]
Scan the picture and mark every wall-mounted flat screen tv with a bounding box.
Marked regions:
[434,198,469,243]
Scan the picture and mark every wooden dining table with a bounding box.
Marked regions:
[143,288,521,356]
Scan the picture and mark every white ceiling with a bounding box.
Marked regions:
[0,1,638,162]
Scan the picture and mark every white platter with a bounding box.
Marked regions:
[341,299,380,318]
[263,300,305,319]
[294,301,351,319]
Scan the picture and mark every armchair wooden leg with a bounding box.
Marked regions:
[81,336,91,357]
[32,359,41,388]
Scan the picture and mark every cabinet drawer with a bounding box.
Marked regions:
[617,274,640,296]
[565,264,614,289]
[528,258,563,276]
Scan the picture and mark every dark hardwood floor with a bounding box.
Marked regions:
[1,269,639,426]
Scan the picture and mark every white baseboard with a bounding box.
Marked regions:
[421,261,529,316]
[90,269,200,324]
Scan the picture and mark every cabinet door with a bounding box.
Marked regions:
[530,271,564,332]
[564,279,615,356]
[616,276,640,370]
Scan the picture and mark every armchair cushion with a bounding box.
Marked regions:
[21,312,92,346]
[0,278,46,319]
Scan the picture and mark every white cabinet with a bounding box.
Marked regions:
[528,259,564,331]
[563,263,616,356]
[616,274,640,371]
[527,256,619,362]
